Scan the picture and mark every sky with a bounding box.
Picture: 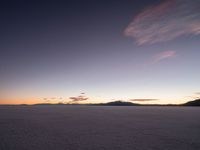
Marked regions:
[0,0,200,104]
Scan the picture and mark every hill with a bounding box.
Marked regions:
[183,99,200,106]
[99,101,140,106]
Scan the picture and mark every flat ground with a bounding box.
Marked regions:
[0,106,200,150]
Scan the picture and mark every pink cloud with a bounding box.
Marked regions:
[69,95,89,103]
[124,0,200,45]
[154,50,176,63]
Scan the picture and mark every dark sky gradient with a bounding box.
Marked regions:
[0,0,200,104]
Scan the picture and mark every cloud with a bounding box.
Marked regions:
[69,95,89,103]
[130,99,159,102]
[195,92,200,95]
[185,96,200,100]
[153,50,176,63]
[43,98,51,103]
[124,0,200,45]
[43,97,64,103]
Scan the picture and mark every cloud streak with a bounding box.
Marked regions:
[69,95,89,103]
[43,97,63,101]
[130,99,159,102]
[124,0,200,45]
[153,50,176,63]
[195,92,200,95]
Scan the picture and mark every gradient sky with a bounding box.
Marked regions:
[0,0,200,104]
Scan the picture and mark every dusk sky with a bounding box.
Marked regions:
[0,0,200,104]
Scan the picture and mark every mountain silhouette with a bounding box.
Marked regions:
[101,101,140,106]
[183,99,200,106]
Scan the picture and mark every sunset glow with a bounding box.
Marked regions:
[0,0,200,105]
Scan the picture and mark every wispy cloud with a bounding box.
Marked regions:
[124,0,200,45]
[153,50,176,63]
[195,92,200,95]
[43,97,64,103]
[69,95,89,103]
[184,96,200,101]
[130,99,159,102]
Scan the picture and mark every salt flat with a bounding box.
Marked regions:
[0,106,200,150]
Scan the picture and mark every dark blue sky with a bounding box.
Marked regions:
[0,0,200,104]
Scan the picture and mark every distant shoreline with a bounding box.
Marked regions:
[0,99,200,107]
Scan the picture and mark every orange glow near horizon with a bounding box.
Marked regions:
[0,95,193,105]
[0,98,42,105]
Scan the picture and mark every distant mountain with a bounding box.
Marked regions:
[34,103,85,106]
[183,99,200,106]
[32,101,140,106]
[27,100,200,107]
[99,101,140,106]
[34,103,64,105]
